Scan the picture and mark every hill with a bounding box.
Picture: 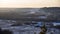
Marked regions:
[0,7,60,22]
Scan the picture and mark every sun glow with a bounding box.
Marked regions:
[0,0,10,3]
[0,0,60,8]
[0,0,17,4]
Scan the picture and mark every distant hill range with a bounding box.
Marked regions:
[0,7,60,22]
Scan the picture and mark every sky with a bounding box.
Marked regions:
[0,0,60,8]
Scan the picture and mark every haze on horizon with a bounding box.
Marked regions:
[0,0,60,8]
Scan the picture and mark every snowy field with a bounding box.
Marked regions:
[1,25,60,34]
[1,25,40,34]
[0,20,60,34]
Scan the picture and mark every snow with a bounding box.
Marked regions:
[0,19,60,34]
